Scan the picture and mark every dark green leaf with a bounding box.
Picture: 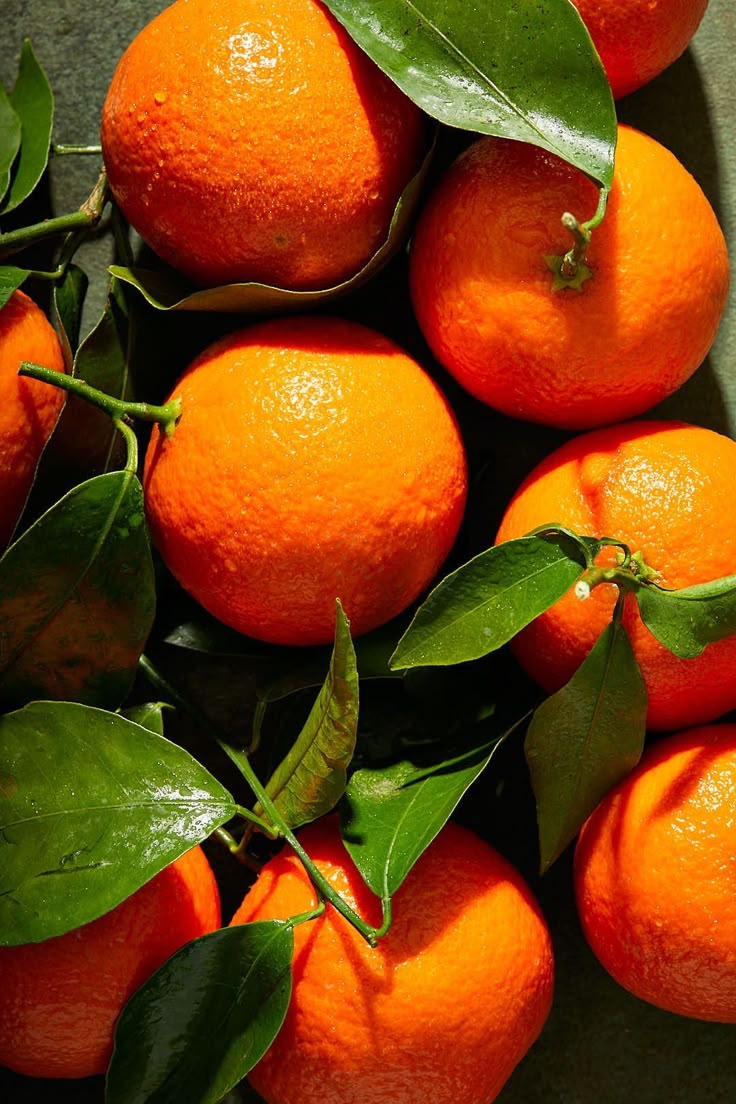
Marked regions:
[53,262,89,364]
[322,0,616,189]
[342,725,507,898]
[390,534,586,670]
[526,613,647,873]
[0,82,21,205]
[636,575,736,659]
[258,628,401,704]
[0,265,28,310]
[120,702,170,737]
[106,923,293,1104]
[0,701,236,945]
[254,602,359,830]
[0,469,156,710]
[108,136,434,312]
[49,290,130,476]
[3,40,54,213]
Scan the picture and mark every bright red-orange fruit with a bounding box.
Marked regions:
[232,817,554,1104]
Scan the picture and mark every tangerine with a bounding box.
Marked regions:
[0,290,65,549]
[571,0,710,99]
[100,0,425,290]
[231,817,554,1104]
[575,723,736,1021]
[495,420,736,731]
[409,124,729,430]
[143,316,467,646]
[0,846,221,1079]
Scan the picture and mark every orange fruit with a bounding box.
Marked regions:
[0,290,65,549]
[495,420,736,732]
[143,316,467,646]
[570,0,710,99]
[100,0,425,290]
[409,124,729,430]
[575,723,736,1021]
[0,846,221,1079]
[231,817,554,1104]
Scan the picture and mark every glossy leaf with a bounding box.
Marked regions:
[0,701,236,945]
[254,602,359,830]
[106,923,293,1104]
[526,612,647,873]
[3,40,54,214]
[49,289,130,475]
[0,470,156,710]
[636,575,736,659]
[107,137,434,313]
[322,0,616,189]
[0,265,28,310]
[0,82,21,205]
[342,726,507,898]
[120,702,170,737]
[53,262,89,364]
[390,534,586,670]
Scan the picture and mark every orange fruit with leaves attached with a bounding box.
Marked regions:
[0,290,65,549]
[100,0,425,290]
[143,315,467,646]
[410,124,728,430]
[231,817,554,1104]
[570,0,710,98]
[495,420,736,731]
[0,846,220,1079]
[575,723,736,1021]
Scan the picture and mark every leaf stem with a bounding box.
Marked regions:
[233,804,281,839]
[113,417,139,474]
[0,169,109,258]
[52,143,103,156]
[547,186,609,292]
[18,361,182,438]
[138,654,384,948]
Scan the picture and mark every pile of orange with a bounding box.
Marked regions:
[2,0,734,1100]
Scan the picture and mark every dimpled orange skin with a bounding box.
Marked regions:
[570,0,710,99]
[0,290,65,548]
[231,818,554,1104]
[100,0,425,290]
[409,125,729,430]
[575,724,736,1021]
[143,316,467,646]
[0,846,221,1079]
[496,421,736,732]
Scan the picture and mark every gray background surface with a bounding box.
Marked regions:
[1,2,734,1102]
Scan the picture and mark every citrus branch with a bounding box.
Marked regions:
[0,169,109,258]
[18,361,182,438]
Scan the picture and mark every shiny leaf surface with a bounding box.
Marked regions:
[0,701,236,945]
[636,575,736,659]
[3,39,54,213]
[322,0,616,188]
[526,612,647,873]
[390,534,586,669]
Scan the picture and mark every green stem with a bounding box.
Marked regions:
[52,143,103,156]
[212,826,240,854]
[574,563,640,601]
[0,169,109,258]
[234,804,281,839]
[559,188,608,279]
[528,523,597,570]
[138,654,385,948]
[18,361,182,438]
[288,900,327,929]
[113,417,139,474]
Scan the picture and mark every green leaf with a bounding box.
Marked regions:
[390,534,586,670]
[0,469,156,710]
[525,611,647,874]
[636,575,736,659]
[341,725,507,898]
[106,923,293,1104]
[3,40,54,214]
[0,264,28,310]
[108,135,434,312]
[322,0,616,189]
[48,289,130,476]
[253,602,359,830]
[0,701,236,946]
[53,262,89,364]
[0,81,21,205]
[120,702,170,737]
